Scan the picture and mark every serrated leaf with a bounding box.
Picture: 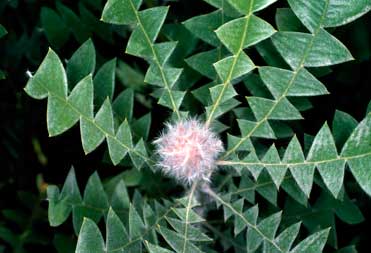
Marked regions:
[341,114,371,157]
[47,186,71,227]
[269,98,303,120]
[110,180,130,210]
[129,204,145,238]
[106,208,129,251]
[47,96,79,137]
[68,75,94,118]
[274,222,301,252]
[80,117,105,154]
[210,84,237,105]
[259,67,328,99]
[214,52,255,82]
[257,212,281,239]
[126,7,168,57]
[275,8,305,32]
[206,98,241,120]
[158,89,185,111]
[157,226,204,253]
[129,139,148,169]
[307,123,338,161]
[145,65,182,88]
[101,0,142,25]
[307,123,344,197]
[113,89,134,122]
[256,171,278,205]
[95,99,115,135]
[183,10,226,46]
[166,217,212,242]
[332,110,358,150]
[172,208,204,223]
[132,113,152,141]
[228,0,278,14]
[67,39,96,88]
[216,15,276,54]
[84,172,109,211]
[107,119,132,165]
[76,218,105,253]
[288,0,371,32]
[263,145,287,188]
[25,49,67,99]
[247,97,274,121]
[290,228,330,253]
[272,29,353,69]
[185,49,222,79]
[145,241,174,253]
[94,58,116,107]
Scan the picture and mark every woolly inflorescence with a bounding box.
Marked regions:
[154,119,224,184]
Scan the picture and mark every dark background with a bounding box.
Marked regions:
[0,0,370,252]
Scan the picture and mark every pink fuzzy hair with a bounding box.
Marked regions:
[153,118,224,184]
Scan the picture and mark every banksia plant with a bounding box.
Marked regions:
[17,0,371,252]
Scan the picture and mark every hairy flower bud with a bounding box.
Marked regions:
[154,119,224,184]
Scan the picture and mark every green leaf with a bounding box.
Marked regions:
[228,0,278,14]
[273,222,301,252]
[129,204,145,238]
[25,49,68,99]
[275,8,305,32]
[107,119,132,165]
[157,226,203,253]
[290,228,330,253]
[288,0,371,32]
[203,0,240,17]
[126,7,168,58]
[216,15,276,54]
[269,98,303,120]
[210,84,237,105]
[84,172,109,211]
[262,145,287,188]
[272,29,353,69]
[106,208,129,251]
[145,241,174,253]
[76,218,105,253]
[132,113,152,141]
[40,8,69,48]
[259,67,328,99]
[67,39,96,88]
[332,110,358,150]
[112,89,134,122]
[214,52,255,82]
[247,96,274,121]
[341,114,371,157]
[283,136,315,197]
[307,123,344,197]
[94,59,116,107]
[46,96,79,137]
[101,0,142,25]
[68,75,94,118]
[185,49,222,79]
[183,10,227,47]
[158,89,185,111]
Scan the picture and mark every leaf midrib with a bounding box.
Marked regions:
[223,0,331,158]
[128,0,181,119]
[205,0,255,126]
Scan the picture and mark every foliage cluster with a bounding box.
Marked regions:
[1,0,371,252]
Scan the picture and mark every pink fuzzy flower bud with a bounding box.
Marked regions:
[154,119,224,184]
